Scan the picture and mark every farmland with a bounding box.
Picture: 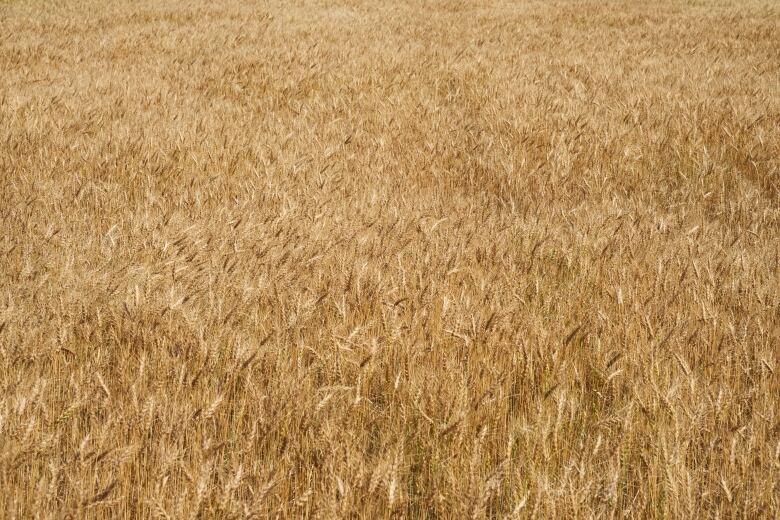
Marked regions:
[1,0,779,517]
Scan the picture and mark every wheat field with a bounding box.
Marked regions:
[1,0,779,517]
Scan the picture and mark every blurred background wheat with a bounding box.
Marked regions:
[1,0,779,517]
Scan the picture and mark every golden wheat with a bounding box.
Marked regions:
[1,0,779,517]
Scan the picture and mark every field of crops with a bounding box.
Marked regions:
[1,0,779,517]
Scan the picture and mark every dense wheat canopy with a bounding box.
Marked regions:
[1,0,779,517]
